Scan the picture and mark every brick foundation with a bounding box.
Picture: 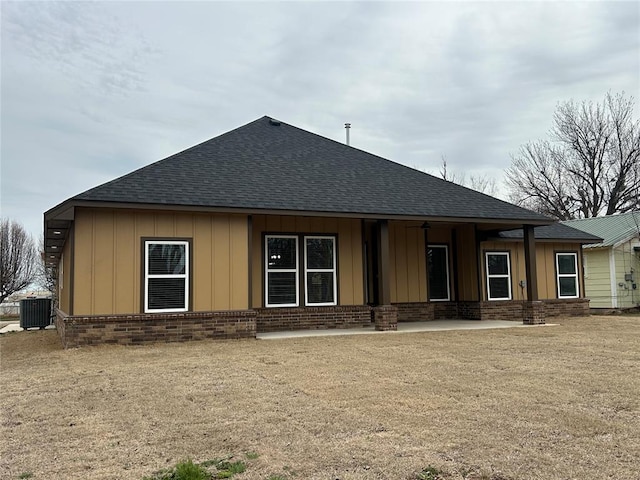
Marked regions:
[255,305,372,333]
[55,309,256,348]
[433,302,460,320]
[373,305,398,331]
[393,302,434,322]
[457,299,590,321]
[543,298,590,317]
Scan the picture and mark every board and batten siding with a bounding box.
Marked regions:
[481,241,585,301]
[583,248,613,308]
[72,208,249,315]
[388,221,428,303]
[251,215,364,308]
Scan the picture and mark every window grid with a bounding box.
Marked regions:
[556,252,579,298]
[144,240,189,313]
[485,251,512,301]
[304,236,337,306]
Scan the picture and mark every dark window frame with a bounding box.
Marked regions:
[427,244,451,301]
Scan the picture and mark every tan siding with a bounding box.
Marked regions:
[456,225,479,301]
[73,209,93,315]
[338,218,354,304]
[406,227,420,302]
[193,215,213,311]
[71,208,248,315]
[251,215,364,307]
[481,241,585,301]
[212,215,231,310]
[230,215,249,310]
[389,222,397,303]
[114,211,136,313]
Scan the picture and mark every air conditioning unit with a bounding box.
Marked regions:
[19,298,52,330]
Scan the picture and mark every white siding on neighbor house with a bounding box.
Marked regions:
[613,240,640,309]
[583,248,613,308]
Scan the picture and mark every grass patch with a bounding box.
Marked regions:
[416,465,444,480]
[2,316,639,479]
[18,474,33,479]
[143,458,247,480]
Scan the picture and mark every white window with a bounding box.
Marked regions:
[428,245,450,301]
[265,235,299,307]
[486,252,512,301]
[556,252,579,298]
[265,234,338,307]
[304,236,337,306]
[144,240,189,313]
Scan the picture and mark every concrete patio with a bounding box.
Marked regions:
[256,319,556,340]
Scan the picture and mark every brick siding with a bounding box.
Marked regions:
[55,309,256,348]
[393,302,434,322]
[543,298,590,317]
[373,305,398,331]
[523,301,545,325]
[255,305,372,333]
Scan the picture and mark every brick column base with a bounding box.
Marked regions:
[373,305,398,331]
[523,301,545,325]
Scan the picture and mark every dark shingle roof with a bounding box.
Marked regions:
[72,116,552,222]
[498,223,603,242]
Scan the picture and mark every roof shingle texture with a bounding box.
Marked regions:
[498,223,603,242]
[561,212,640,247]
[73,116,552,222]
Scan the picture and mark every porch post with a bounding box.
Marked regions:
[523,224,544,324]
[374,219,397,330]
[378,219,391,305]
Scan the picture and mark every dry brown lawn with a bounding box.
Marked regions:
[1,316,639,480]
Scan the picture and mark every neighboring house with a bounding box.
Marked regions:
[44,116,601,347]
[562,212,640,310]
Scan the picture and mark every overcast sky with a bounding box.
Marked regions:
[1,1,638,237]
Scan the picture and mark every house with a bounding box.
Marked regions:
[44,116,601,347]
[561,212,640,310]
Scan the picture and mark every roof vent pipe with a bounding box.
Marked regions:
[345,123,351,145]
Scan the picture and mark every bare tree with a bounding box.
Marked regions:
[0,218,38,303]
[506,92,640,220]
[440,156,497,196]
[37,235,58,304]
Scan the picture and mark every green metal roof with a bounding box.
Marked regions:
[561,211,640,248]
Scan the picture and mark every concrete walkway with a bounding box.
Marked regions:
[257,319,555,340]
[0,321,55,334]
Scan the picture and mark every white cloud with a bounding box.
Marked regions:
[1,0,638,237]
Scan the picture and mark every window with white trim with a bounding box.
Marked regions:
[428,245,450,301]
[265,235,299,307]
[486,251,512,300]
[305,236,337,306]
[144,240,189,313]
[265,234,337,307]
[556,252,579,298]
